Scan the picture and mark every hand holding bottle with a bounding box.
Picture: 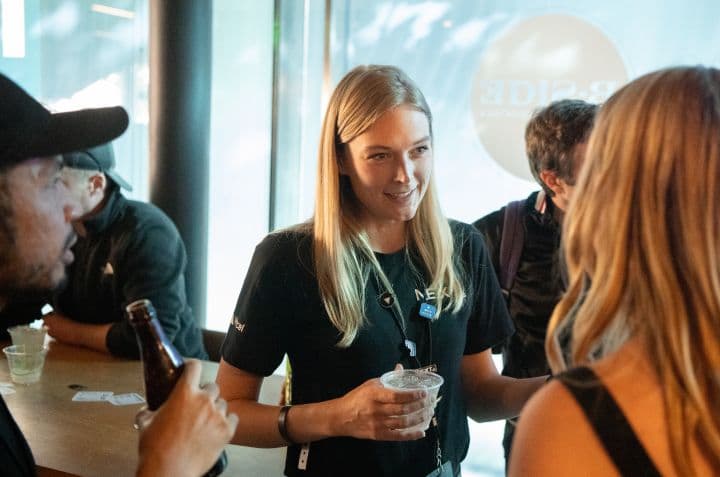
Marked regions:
[136,360,239,477]
[128,298,234,476]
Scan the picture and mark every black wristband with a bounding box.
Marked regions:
[278,405,296,445]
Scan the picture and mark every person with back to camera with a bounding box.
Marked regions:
[509,66,720,476]
[0,73,236,476]
[216,64,547,477]
[473,99,597,463]
[40,141,207,359]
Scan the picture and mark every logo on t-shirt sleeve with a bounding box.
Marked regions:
[232,315,246,333]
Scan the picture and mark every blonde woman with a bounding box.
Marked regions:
[217,65,545,476]
[510,66,720,476]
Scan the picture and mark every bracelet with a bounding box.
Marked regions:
[277,405,296,445]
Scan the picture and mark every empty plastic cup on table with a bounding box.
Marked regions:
[7,325,48,351]
[380,368,444,432]
[3,345,49,384]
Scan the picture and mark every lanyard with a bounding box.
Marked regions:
[372,266,444,470]
[373,267,431,367]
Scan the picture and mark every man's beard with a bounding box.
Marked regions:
[0,244,72,305]
[0,199,75,307]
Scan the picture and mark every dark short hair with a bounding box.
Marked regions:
[525,99,598,196]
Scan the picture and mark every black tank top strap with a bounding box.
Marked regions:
[557,366,662,477]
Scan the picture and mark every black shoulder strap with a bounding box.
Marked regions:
[499,199,525,296]
[558,367,662,477]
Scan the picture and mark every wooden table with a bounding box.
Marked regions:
[0,340,285,477]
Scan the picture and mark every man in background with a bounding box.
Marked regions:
[42,142,207,359]
[0,73,235,475]
[473,99,597,464]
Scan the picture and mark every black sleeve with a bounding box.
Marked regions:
[472,208,505,277]
[221,233,293,377]
[106,217,192,359]
[460,224,514,355]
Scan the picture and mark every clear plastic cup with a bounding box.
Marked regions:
[380,369,444,431]
[8,325,48,352]
[3,345,49,384]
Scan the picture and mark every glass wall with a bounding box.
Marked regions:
[283,0,720,226]
[0,0,149,198]
[205,0,274,333]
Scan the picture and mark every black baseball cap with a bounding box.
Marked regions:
[0,73,129,168]
[63,142,133,191]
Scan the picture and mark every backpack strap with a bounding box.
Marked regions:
[498,199,526,298]
[558,367,662,477]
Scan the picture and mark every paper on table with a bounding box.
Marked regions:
[108,393,145,406]
[72,391,114,402]
[0,382,15,395]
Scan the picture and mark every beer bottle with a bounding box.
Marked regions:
[127,298,228,476]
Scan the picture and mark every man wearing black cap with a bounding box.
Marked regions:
[0,73,236,476]
[41,142,207,359]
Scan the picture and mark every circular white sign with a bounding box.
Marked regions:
[471,14,628,181]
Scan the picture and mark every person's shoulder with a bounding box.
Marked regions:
[448,218,474,235]
[262,222,311,249]
[515,377,585,437]
[124,198,167,218]
[254,222,313,269]
[448,219,489,254]
[119,198,179,233]
[509,371,618,476]
[472,208,504,235]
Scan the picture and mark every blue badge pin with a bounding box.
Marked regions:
[419,302,437,320]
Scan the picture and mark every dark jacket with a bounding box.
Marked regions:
[474,191,564,459]
[473,190,563,378]
[54,187,207,359]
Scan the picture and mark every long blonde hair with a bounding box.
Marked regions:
[548,66,720,473]
[311,65,464,347]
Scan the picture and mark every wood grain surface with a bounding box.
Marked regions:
[1,339,285,477]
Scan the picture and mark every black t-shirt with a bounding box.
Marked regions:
[473,191,563,378]
[474,192,563,459]
[222,221,513,477]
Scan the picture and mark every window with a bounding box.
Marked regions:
[206,0,274,330]
[0,0,149,199]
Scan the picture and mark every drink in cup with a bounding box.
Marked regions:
[8,324,48,351]
[380,369,444,431]
[3,344,49,384]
